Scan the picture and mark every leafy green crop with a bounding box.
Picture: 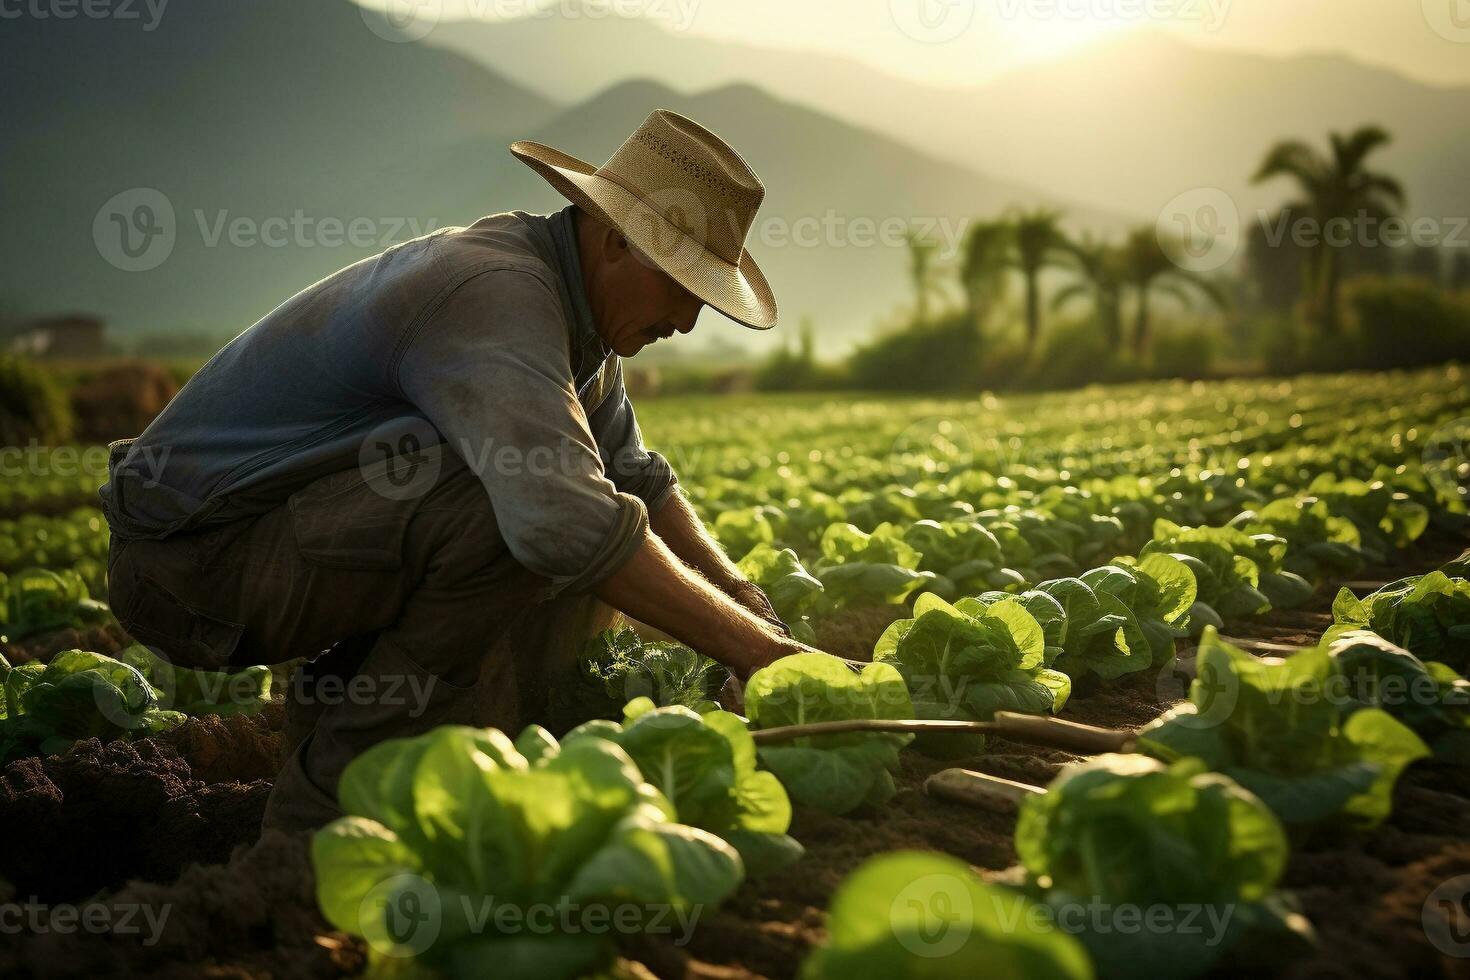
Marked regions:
[312,724,744,980]
[1325,571,1470,671]
[1024,574,1151,682]
[0,567,111,641]
[1324,630,1470,762]
[744,653,914,814]
[1,648,185,761]
[1015,754,1312,979]
[567,698,804,876]
[737,543,825,644]
[1142,520,1278,623]
[812,523,935,607]
[116,642,273,718]
[801,851,1093,980]
[0,642,271,763]
[1230,497,1364,584]
[873,593,1069,757]
[1138,630,1429,829]
[1097,554,1198,664]
[902,518,1024,598]
[544,627,723,734]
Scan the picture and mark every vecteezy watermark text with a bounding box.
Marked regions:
[0,898,171,946]
[0,0,168,30]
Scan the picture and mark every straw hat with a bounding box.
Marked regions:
[511,110,778,330]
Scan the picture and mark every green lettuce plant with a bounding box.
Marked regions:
[902,518,1024,598]
[1086,555,1198,665]
[116,642,272,717]
[0,648,186,762]
[873,593,1069,757]
[1142,520,1276,623]
[736,543,825,644]
[812,523,935,607]
[566,699,804,876]
[544,627,722,734]
[744,653,914,814]
[312,724,744,980]
[1324,630,1470,762]
[1138,630,1430,829]
[1015,754,1313,979]
[0,567,110,641]
[999,574,1152,683]
[801,851,1093,980]
[1230,497,1364,583]
[1324,571,1470,671]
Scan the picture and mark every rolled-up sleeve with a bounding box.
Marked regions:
[396,267,647,595]
[586,358,678,514]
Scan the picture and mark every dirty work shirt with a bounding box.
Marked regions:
[100,206,675,595]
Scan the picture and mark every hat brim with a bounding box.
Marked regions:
[510,140,777,331]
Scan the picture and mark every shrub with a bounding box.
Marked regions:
[1148,323,1219,379]
[847,314,983,391]
[1346,276,1470,370]
[0,355,72,446]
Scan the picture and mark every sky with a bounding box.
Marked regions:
[357,0,1470,88]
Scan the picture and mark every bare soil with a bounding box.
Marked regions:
[1,531,1467,979]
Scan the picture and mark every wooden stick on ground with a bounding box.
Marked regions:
[1217,635,1309,654]
[925,769,1045,814]
[749,712,1134,755]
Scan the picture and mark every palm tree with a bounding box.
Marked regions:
[1009,208,1068,350]
[905,230,944,327]
[958,219,1011,340]
[1122,227,1229,355]
[1252,125,1405,335]
[1053,234,1124,346]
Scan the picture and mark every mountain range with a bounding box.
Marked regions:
[4,1,1467,352]
[431,13,1470,221]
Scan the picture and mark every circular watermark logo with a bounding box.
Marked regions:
[891,872,974,958]
[94,188,176,272]
[627,186,710,278]
[889,0,975,43]
[888,417,975,480]
[1424,874,1470,957]
[1153,654,1239,730]
[358,417,443,502]
[360,873,442,957]
[1423,0,1470,43]
[362,0,442,42]
[1421,417,1470,505]
[1156,187,1240,273]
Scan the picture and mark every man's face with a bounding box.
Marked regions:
[578,212,706,357]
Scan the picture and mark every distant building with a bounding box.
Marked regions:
[6,315,106,359]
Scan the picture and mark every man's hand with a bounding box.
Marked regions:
[595,531,810,679]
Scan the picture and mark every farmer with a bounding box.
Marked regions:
[100,110,811,831]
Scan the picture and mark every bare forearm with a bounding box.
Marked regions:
[594,531,801,676]
[650,493,785,627]
[651,492,745,591]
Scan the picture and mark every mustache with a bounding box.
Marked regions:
[644,321,678,341]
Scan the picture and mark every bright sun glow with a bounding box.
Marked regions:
[991,15,1138,63]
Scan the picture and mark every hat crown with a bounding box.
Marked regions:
[595,110,763,264]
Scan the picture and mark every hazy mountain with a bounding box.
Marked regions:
[959,32,1470,221]
[433,16,1470,221]
[3,1,1118,349]
[0,0,557,337]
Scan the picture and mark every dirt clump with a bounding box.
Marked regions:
[0,736,269,903]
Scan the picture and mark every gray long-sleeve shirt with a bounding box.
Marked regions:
[100,206,675,593]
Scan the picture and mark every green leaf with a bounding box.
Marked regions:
[801,851,1092,980]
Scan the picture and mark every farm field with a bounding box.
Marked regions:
[2,364,1470,979]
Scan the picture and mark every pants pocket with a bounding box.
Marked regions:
[117,573,246,671]
[286,457,432,571]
